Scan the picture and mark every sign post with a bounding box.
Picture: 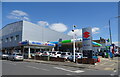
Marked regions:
[82,27,93,58]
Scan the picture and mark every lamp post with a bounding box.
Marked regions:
[72,25,76,62]
[108,16,120,45]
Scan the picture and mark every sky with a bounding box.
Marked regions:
[2,2,119,46]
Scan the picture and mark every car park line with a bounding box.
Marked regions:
[54,67,84,73]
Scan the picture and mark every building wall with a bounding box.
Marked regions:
[1,20,72,49]
[2,21,23,48]
[22,21,72,42]
[0,29,2,50]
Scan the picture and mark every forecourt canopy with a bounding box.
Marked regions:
[50,39,102,46]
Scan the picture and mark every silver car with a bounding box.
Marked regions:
[68,53,83,61]
[1,53,9,60]
[8,53,23,61]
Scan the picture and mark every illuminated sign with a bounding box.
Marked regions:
[19,41,55,46]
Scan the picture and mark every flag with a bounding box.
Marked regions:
[107,39,110,42]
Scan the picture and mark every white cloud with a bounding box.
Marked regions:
[7,10,30,21]
[92,27,100,34]
[49,23,67,32]
[68,29,82,37]
[10,10,28,16]
[37,21,49,26]
[67,27,100,37]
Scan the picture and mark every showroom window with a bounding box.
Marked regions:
[5,38,8,42]
[10,36,13,42]
[15,35,19,40]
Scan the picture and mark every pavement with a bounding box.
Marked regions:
[23,56,119,71]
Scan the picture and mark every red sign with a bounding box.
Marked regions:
[83,32,90,38]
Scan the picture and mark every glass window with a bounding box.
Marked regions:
[15,35,19,40]
[61,53,66,55]
[5,38,8,42]
[1,39,3,41]
[68,53,71,55]
[57,52,61,54]
[10,36,13,42]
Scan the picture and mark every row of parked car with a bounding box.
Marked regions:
[35,51,83,61]
[1,53,24,61]
[0,51,83,61]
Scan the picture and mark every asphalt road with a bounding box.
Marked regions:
[2,60,118,76]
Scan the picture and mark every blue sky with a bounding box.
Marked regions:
[2,2,119,45]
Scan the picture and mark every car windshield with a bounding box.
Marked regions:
[37,51,44,53]
[16,54,22,56]
[49,52,52,53]
[68,53,71,55]
[57,52,61,54]
[52,52,56,54]
[61,53,66,55]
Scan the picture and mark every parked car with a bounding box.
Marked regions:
[1,53,9,60]
[36,51,44,56]
[8,53,23,61]
[60,52,72,60]
[68,53,83,61]
[51,51,62,58]
[42,51,50,56]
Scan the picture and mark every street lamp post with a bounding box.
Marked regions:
[108,19,112,45]
[72,25,76,62]
[108,16,120,45]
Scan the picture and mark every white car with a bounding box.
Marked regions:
[8,53,23,61]
[68,53,83,61]
[36,51,44,56]
[42,51,51,56]
[60,52,72,60]
[51,51,62,58]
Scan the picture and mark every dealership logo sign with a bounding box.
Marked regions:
[83,31,90,38]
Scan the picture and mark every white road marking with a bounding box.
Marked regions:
[99,62,107,66]
[54,67,84,73]
[8,63,16,65]
[2,61,16,65]
[66,74,72,75]
[114,70,117,72]
[40,68,50,71]
[26,66,39,69]
[110,74,115,76]
[26,65,50,71]
[110,63,115,66]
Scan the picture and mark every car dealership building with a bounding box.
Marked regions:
[0,20,72,58]
[1,20,111,59]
